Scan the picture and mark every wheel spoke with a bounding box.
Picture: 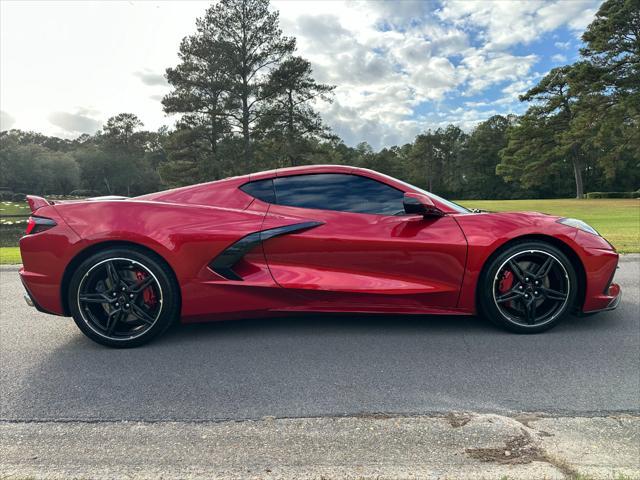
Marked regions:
[536,256,554,278]
[542,287,567,301]
[524,299,537,325]
[130,304,156,325]
[496,289,521,303]
[79,293,112,304]
[509,260,526,282]
[105,309,123,335]
[131,276,154,293]
[105,261,121,287]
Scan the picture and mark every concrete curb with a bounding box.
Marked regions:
[0,265,21,272]
[1,413,638,479]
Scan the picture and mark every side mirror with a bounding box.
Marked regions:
[403,192,444,217]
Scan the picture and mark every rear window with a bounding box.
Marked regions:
[240,179,276,204]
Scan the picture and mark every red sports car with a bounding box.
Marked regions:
[19,165,621,347]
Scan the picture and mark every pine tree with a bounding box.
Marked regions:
[258,56,334,166]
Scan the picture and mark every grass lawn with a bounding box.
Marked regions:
[0,247,22,265]
[0,200,30,216]
[458,198,640,253]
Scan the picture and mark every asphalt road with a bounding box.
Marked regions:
[1,257,638,422]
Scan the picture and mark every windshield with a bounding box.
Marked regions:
[386,176,471,213]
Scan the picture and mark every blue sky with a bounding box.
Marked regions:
[0,0,602,149]
[420,26,578,118]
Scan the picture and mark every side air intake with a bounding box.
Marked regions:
[209,221,323,281]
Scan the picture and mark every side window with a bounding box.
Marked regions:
[240,179,276,204]
[273,174,404,215]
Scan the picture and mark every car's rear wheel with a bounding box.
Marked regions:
[479,241,577,333]
[68,247,180,347]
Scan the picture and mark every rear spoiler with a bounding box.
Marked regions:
[26,194,128,213]
[26,195,52,213]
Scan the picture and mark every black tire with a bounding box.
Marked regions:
[68,247,180,347]
[478,241,577,333]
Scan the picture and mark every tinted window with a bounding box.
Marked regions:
[273,174,404,215]
[240,179,276,203]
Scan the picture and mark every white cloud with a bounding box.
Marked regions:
[0,1,207,137]
[462,78,536,110]
[437,0,600,49]
[48,109,102,136]
[274,1,549,147]
[554,41,571,50]
[495,78,537,105]
[0,110,15,131]
[0,0,602,149]
[568,7,599,32]
[321,100,423,148]
[460,51,538,94]
[134,69,168,86]
[275,0,595,146]
[552,53,568,63]
[464,100,491,108]
[429,106,502,131]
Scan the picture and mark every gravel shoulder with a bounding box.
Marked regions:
[2,413,638,480]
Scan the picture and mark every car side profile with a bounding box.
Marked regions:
[19,165,621,347]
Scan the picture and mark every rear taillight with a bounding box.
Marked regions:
[25,216,57,235]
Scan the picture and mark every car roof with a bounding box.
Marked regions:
[248,164,355,181]
[138,164,463,214]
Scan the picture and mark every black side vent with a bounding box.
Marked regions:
[209,221,323,281]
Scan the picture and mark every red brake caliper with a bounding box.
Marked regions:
[498,270,514,294]
[135,271,156,307]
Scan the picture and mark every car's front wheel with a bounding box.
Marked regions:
[68,247,180,347]
[479,241,577,333]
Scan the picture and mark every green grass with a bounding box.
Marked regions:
[0,247,22,265]
[0,201,29,249]
[0,200,30,217]
[458,198,640,254]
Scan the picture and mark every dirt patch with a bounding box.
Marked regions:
[514,413,541,428]
[465,427,580,476]
[465,429,545,465]
[446,412,472,428]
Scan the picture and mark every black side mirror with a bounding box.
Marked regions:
[403,193,444,217]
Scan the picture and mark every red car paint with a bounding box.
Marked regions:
[19,165,620,322]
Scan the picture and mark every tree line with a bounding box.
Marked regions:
[1,0,637,200]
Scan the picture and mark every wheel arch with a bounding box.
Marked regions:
[476,234,586,313]
[60,240,180,316]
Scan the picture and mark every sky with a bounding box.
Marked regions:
[0,0,602,149]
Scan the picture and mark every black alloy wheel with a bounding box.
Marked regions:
[479,241,577,333]
[68,248,179,347]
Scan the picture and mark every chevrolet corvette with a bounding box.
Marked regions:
[19,165,621,347]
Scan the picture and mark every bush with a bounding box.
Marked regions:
[0,191,26,201]
[586,191,639,199]
[70,189,101,197]
[0,221,27,247]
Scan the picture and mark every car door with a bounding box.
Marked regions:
[257,173,468,313]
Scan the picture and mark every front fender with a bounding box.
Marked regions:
[454,212,581,313]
